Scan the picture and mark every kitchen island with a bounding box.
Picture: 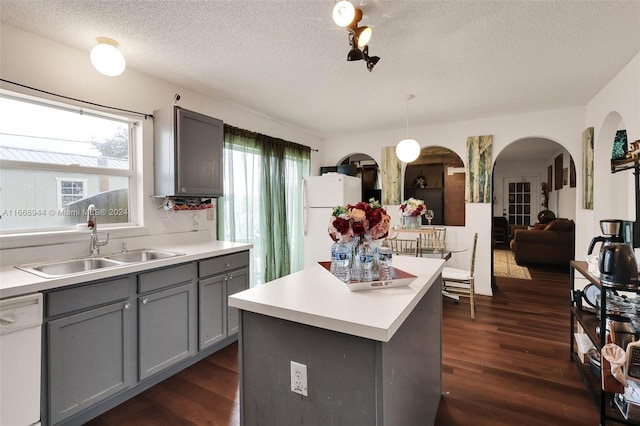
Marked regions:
[228,255,445,426]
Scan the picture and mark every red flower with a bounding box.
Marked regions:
[352,222,366,235]
[369,208,383,227]
[333,217,350,234]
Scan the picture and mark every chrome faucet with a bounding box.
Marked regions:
[87,204,109,256]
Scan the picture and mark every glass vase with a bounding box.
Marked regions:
[402,216,421,229]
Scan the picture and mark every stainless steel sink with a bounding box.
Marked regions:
[17,258,123,278]
[105,249,184,263]
[16,249,185,279]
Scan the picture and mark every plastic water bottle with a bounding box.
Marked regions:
[378,245,393,280]
[334,241,351,282]
[330,241,339,274]
[358,241,374,282]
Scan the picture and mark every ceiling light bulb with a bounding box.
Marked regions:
[333,1,356,27]
[356,27,372,48]
[90,37,126,77]
[396,139,421,163]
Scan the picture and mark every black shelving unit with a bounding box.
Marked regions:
[570,261,640,425]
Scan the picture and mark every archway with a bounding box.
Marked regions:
[402,146,465,226]
[492,137,577,281]
[324,153,381,202]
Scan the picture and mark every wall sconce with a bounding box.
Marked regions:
[396,95,421,163]
[90,37,126,77]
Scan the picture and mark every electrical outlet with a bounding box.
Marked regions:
[290,361,308,396]
[207,207,214,221]
[192,213,199,229]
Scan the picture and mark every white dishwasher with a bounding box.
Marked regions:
[0,293,42,426]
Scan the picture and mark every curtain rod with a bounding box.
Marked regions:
[0,78,154,119]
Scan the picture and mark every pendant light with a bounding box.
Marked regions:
[90,37,126,77]
[396,95,421,163]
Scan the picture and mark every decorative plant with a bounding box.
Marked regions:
[328,199,391,242]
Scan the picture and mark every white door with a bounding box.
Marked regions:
[503,177,538,226]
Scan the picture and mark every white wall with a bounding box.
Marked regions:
[577,53,640,262]
[0,24,323,259]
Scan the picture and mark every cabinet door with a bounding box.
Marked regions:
[176,107,223,196]
[48,300,133,425]
[198,275,226,350]
[227,267,249,335]
[138,282,197,380]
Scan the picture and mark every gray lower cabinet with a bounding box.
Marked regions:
[43,251,248,426]
[226,268,249,335]
[138,282,197,380]
[198,251,250,349]
[45,276,135,426]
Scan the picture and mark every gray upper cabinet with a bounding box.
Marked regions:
[154,106,224,197]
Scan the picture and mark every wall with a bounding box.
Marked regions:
[0,24,323,260]
[579,53,640,262]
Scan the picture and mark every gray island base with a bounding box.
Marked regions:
[229,256,444,425]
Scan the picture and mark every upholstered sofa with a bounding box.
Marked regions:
[510,218,575,266]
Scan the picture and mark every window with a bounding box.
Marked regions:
[217,125,310,286]
[0,91,136,232]
[56,178,87,210]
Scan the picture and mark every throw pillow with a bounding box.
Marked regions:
[533,223,546,230]
[544,218,574,231]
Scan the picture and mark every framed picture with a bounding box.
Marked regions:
[563,168,568,185]
[554,154,563,190]
[547,165,553,192]
[569,157,576,188]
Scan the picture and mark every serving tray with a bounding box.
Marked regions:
[318,261,416,292]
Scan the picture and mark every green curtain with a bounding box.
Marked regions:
[217,125,310,285]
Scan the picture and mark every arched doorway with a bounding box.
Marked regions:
[323,153,381,202]
[492,137,577,282]
[403,146,465,226]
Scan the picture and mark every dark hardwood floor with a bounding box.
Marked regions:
[87,265,604,426]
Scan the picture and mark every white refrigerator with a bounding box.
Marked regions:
[303,173,362,268]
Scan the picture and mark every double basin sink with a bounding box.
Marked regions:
[17,249,185,279]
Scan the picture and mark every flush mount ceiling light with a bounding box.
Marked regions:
[333,1,381,72]
[396,95,421,163]
[90,37,126,77]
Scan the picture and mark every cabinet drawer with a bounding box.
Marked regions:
[138,262,196,294]
[46,277,132,318]
[199,251,250,278]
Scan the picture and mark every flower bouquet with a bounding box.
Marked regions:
[328,199,391,243]
[327,199,391,282]
[399,197,426,229]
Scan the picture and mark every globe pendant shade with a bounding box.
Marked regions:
[396,138,420,163]
[90,38,126,77]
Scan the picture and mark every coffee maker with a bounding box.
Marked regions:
[588,219,625,255]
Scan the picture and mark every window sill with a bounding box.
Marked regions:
[0,226,151,250]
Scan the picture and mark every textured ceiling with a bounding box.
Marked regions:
[1,0,639,140]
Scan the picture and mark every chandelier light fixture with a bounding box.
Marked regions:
[90,37,126,77]
[332,0,381,72]
[396,95,421,163]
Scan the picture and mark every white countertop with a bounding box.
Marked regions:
[229,256,445,342]
[0,240,252,299]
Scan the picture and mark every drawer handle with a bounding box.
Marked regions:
[228,274,233,280]
[224,276,228,281]
[225,262,231,267]
[141,298,149,305]
[124,303,131,310]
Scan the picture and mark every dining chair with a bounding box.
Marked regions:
[388,237,420,257]
[441,233,478,319]
[420,227,447,249]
